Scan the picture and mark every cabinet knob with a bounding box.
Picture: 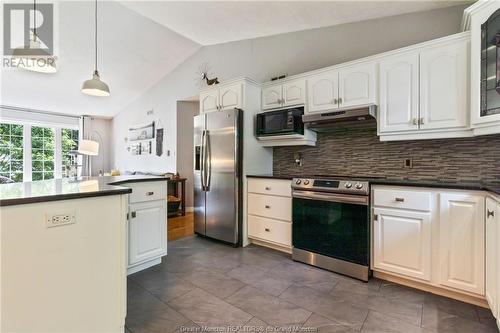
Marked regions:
[338,97,342,104]
[146,191,154,196]
[412,118,418,125]
[265,187,271,191]
[419,117,425,125]
[488,210,495,218]
[395,197,405,202]
[265,205,271,209]
[374,214,379,222]
[333,98,338,104]
[264,228,270,232]
[131,211,136,218]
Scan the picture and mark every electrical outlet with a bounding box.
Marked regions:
[404,158,413,168]
[46,211,76,228]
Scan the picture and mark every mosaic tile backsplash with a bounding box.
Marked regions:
[272,126,500,183]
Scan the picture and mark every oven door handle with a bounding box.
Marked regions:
[292,190,369,205]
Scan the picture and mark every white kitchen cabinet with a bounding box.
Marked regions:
[128,200,167,268]
[438,192,484,295]
[200,89,219,113]
[283,79,306,107]
[338,63,376,108]
[262,84,283,110]
[200,83,243,113]
[419,40,469,130]
[379,53,419,133]
[262,79,306,110]
[219,84,243,110]
[307,71,339,113]
[373,207,432,281]
[485,197,498,318]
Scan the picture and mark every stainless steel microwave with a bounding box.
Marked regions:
[256,107,304,137]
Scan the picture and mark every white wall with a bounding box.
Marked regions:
[88,118,112,176]
[176,101,199,208]
[111,5,466,173]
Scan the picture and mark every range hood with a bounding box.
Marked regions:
[302,105,377,131]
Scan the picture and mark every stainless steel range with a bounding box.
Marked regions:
[291,177,371,281]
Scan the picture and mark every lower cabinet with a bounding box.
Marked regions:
[128,200,167,272]
[373,207,432,281]
[372,186,486,298]
[486,196,499,320]
[438,193,485,295]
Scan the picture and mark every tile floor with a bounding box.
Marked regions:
[126,236,498,333]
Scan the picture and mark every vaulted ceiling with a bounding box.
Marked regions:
[1,1,471,117]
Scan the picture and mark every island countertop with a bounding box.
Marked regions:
[0,175,169,207]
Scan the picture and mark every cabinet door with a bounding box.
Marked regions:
[486,197,498,317]
[373,207,432,281]
[282,79,306,107]
[439,193,485,295]
[420,40,469,130]
[200,89,219,113]
[379,53,419,133]
[220,84,243,110]
[307,71,339,113]
[262,85,283,110]
[129,200,167,266]
[338,63,376,108]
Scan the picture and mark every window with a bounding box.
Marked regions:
[0,123,24,182]
[31,126,55,181]
[61,129,79,175]
[0,122,79,183]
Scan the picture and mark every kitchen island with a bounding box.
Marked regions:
[0,175,168,333]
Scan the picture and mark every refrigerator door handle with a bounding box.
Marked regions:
[200,130,206,191]
[206,130,212,191]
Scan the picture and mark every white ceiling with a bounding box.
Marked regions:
[121,0,471,46]
[1,1,201,117]
[1,1,470,117]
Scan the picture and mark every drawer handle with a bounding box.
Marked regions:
[264,228,270,232]
[395,197,405,202]
[488,210,495,218]
[146,191,154,196]
[265,205,271,209]
[265,187,271,191]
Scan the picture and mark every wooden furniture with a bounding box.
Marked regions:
[247,177,292,253]
[167,177,186,217]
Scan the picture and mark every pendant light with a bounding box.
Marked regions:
[81,0,110,97]
[12,0,57,73]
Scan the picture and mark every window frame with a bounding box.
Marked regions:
[0,119,79,182]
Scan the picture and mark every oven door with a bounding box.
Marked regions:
[292,190,369,266]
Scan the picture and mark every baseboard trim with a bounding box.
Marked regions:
[373,271,489,308]
[127,257,162,275]
[249,238,292,254]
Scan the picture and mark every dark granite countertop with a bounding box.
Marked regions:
[246,174,500,196]
[0,175,169,207]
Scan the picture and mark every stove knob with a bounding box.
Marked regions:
[355,183,364,189]
[295,179,302,185]
[303,180,310,185]
[345,182,352,188]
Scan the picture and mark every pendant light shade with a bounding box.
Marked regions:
[82,70,110,96]
[82,0,110,97]
[14,0,57,73]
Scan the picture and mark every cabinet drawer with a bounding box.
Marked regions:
[373,187,431,211]
[248,178,291,197]
[248,215,291,247]
[128,181,168,204]
[248,193,291,221]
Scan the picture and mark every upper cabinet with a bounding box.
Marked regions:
[466,1,500,135]
[306,63,376,114]
[200,83,243,113]
[378,34,472,141]
[262,79,306,110]
[379,53,419,133]
[338,63,377,108]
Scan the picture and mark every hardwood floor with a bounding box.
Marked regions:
[168,212,194,241]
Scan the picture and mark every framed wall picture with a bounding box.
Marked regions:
[129,121,155,141]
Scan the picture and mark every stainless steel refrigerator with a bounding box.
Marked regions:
[193,108,242,246]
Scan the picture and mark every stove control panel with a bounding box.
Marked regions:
[292,178,370,195]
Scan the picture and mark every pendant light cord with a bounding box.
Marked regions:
[94,0,98,73]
